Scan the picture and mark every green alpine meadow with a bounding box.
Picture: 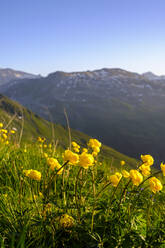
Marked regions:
[0,96,165,247]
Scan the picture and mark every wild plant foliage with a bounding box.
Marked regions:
[0,123,165,247]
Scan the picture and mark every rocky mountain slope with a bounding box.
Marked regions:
[1,68,165,164]
[0,68,41,85]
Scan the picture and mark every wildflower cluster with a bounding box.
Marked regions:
[109,155,164,194]
[63,149,79,165]
[139,154,154,176]
[72,141,80,153]
[79,152,94,169]
[149,177,163,193]
[23,169,41,181]
[110,172,122,187]
[47,157,63,174]
[0,123,16,144]
[88,138,101,157]
[0,123,8,144]
[37,136,46,143]
[61,138,102,169]
[1,128,165,248]
[160,162,165,176]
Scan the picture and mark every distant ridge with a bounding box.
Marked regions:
[0,68,41,85]
[1,67,165,163]
[142,71,165,81]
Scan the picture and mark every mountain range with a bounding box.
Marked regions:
[0,68,41,85]
[0,67,165,164]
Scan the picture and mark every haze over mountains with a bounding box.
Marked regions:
[1,67,165,164]
[0,93,136,166]
[0,68,41,85]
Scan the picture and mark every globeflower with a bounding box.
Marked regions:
[160,162,165,176]
[43,153,48,158]
[63,149,79,165]
[149,177,163,193]
[59,214,74,228]
[92,151,98,157]
[88,138,101,149]
[141,154,154,167]
[130,170,143,186]
[72,141,80,148]
[139,164,151,176]
[79,152,94,169]
[122,169,130,178]
[92,146,100,154]
[82,148,88,153]
[2,133,7,140]
[37,137,45,143]
[110,172,122,187]
[120,160,125,166]
[10,130,15,134]
[47,157,62,174]
[72,141,80,153]
[1,129,8,133]
[23,169,41,181]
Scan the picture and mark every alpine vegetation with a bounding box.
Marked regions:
[0,123,164,247]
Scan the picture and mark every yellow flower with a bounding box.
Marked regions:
[73,147,80,153]
[47,157,62,172]
[2,133,7,140]
[24,169,41,181]
[120,160,125,166]
[0,123,3,128]
[10,130,15,134]
[92,152,98,157]
[63,150,79,165]
[72,141,79,148]
[39,192,43,198]
[122,170,130,178]
[139,164,151,176]
[37,137,45,143]
[149,177,163,193]
[72,141,80,153]
[93,146,100,154]
[79,152,94,169]
[44,153,48,158]
[34,195,37,200]
[141,154,154,166]
[88,138,101,148]
[160,162,165,176]
[82,148,88,153]
[1,129,8,133]
[43,144,47,148]
[110,172,122,187]
[130,170,143,186]
[59,214,74,228]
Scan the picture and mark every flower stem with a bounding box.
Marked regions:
[75,167,83,222]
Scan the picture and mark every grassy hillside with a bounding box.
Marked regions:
[0,94,137,169]
[0,120,164,247]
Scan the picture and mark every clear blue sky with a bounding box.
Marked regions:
[1,0,165,76]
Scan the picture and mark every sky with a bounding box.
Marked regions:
[1,0,165,76]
